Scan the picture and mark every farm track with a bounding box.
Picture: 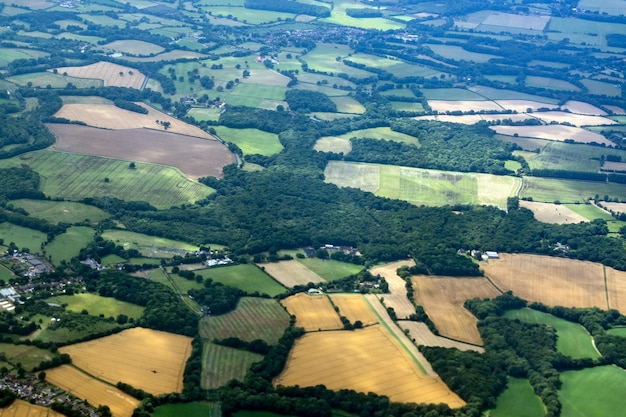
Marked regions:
[162,267,201,314]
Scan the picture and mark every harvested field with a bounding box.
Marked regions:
[60,328,192,395]
[530,111,616,127]
[51,61,146,89]
[260,260,325,287]
[313,136,352,154]
[46,365,139,417]
[411,276,501,345]
[47,124,234,179]
[481,254,608,310]
[398,321,484,352]
[520,200,589,224]
[330,294,378,326]
[482,12,549,30]
[562,100,607,115]
[0,400,65,417]
[602,161,626,172]
[493,99,559,112]
[280,293,343,331]
[102,39,164,55]
[54,103,212,139]
[605,267,626,314]
[370,260,416,319]
[490,125,614,146]
[427,100,503,113]
[275,325,464,407]
[606,105,625,115]
[599,202,626,214]
[415,113,531,125]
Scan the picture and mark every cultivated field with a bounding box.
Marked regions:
[51,61,146,89]
[280,293,343,331]
[481,254,608,310]
[0,400,65,417]
[199,297,290,344]
[46,365,140,417]
[488,378,544,417]
[599,202,626,214]
[397,321,484,352]
[427,100,503,113]
[195,264,286,297]
[53,103,213,139]
[313,136,352,154]
[415,113,532,125]
[604,267,626,314]
[213,126,283,156]
[370,260,416,319]
[520,177,626,204]
[46,293,145,319]
[260,260,326,287]
[411,276,501,345]
[0,343,56,371]
[560,366,626,417]
[202,342,263,389]
[48,124,234,179]
[490,125,613,146]
[275,325,465,406]
[10,199,109,224]
[528,111,616,127]
[60,328,192,395]
[296,258,363,282]
[482,12,549,30]
[562,100,607,115]
[330,294,378,326]
[102,39,164,55]
[519,200,589,224]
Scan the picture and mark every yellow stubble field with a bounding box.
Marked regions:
[370,260,416,319]
[481,253,608,310]
[603,267,626,314]
[261,260,325,287]
[46,365,139,417]
[330,294,378,325]
[275,325,465,407]
[411,276,501,345]
[0,399,65,417]
[59,328,192,395]
[281,293,343,331]
[52,61,146,89]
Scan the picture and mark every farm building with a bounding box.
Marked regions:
[484,251,499,259]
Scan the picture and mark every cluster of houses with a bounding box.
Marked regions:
[11,253,53,277]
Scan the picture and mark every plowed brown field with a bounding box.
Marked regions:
[275,325,464,407]
[330,294,378,325]
[281,293,342,331]
[52,61,146,89]
[411,276,501,345]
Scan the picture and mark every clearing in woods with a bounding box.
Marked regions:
[59,328,192,395]
[370,260,418,319]
[280,293,343,331]
[519,201,589,224]
[260,260,326,287]
[0,399,65,417]
[51,61,146,89]
[411,276,501,345]
[275,325,465,407]
[330,294,378,326]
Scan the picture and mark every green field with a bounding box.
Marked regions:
[525,76,579,91]
[214,126,283,156]
[187,107,221,122]
[199,297,290,344]
[427,44,498,63]
[44,226,94,264]
[45,293,145,319]
[488,378,544,417]
[0,48,49,67]
[607,327,626,337]
[303,43,376,79]
[35,317,121,344]
[347,53,443,79]
[10,199,109,225]
[331,96,366,114]
[563,203,614,221]
[201,342,263,389]
[0,263,16,281]
[101,229,198,258]
[0,150,214,209]
[102,39,164,55]
[560,366,626,417]
[0,223,47,252]
[153,402,220,417]
[523,141,626,173]
[503,308,599,359]
[6,72,102,88]
[100,253,126,266]
[520,177,626,203]
[322,1,404,30]
[0,343,57,371]
[195,264,286,297]
[337,127,420,146]
[297,258,363,282]
[581,79,622,97]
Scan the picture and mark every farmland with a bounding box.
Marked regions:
[6,72,102,89]
[0,400,65,417]
[281,293,343,331]
[0,223,47,252]
[46,365,140,417]
[201,342,263,389]
[101,229,197,256]
[397,322,483,352]
[195,264,286,297]
[152,402,220,417]
[518,201,588,224]
[59,328,192,395]
[199,297,290,344]
[296,258,363,281]
[519,177,626,204]
[330,294,378,326]
[44,226,94,264]
[45,293,145,320]
[490,125,613,146]
[370,260,416,319]
[275,325,464,406]
[52,61,146,89]
[488,378,545,417]
[9,199,109,224]
[260,260,326,287]
[0,343,56,371]
[213,126,283,156]
[411,276,501,345]
[332,127,420,146]
[559,366,626,417]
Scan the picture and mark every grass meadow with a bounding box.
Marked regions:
[214,126,283,156]
[524,142,626,173]
[11,199,109,225]
[489,378,544,417]
[503,308,599,359]
[6,72,102,88]
[195,264,286,296]
[0,48,48,67]
[101,229,198,257]
[427,44,498,63]
[45,293,145,319]
[0,222,47,252]
[321,1,404,30]
[564,203,614,221]
[44,226,94,264]
[608,327,626,337]
[153,402,221,417]
[520,177,626,203]
[337,127,420,146]
[296,258,363,282]
[0,343,56,371]
[525,76,579,91]
[560,366,626,417]
[0,151,214,209]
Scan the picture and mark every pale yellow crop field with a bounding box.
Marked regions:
[46,366,139,417]
[54,103,213,139]
[52,61,146,89]
[330,294,378,325]
[60,328,192,395]
[481,254,608,310]
[427,100,503,113]
[398,321,484,352]
[0,399,65,417]
[275,325,465,407]
[562,100,607,115]
[281,293,343,331]
[490,125,613,146]
[519,200,589,224]
[529,111,616,127]
[604,267,626,314]
[261,260,326,287]
[370,260,416,319]
[411,276,501,345]
[415,113,532,124]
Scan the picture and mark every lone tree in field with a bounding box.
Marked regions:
[129,162,136,169]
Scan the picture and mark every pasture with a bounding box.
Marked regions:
[0,343,56,371]
[330,294,378,326]
[523,141,622,173]
[398,322,483,352]
[10,199,109,225]
[296,258,363,282]
[519,177,626,203]
[187,108,221,122]
[195,264,286,297]
[275,325,465,406]
[6,72,102,88]
[581,79,622,97]
[322,2,404,30]
[411,276,501,345]
[563,203,614,221]
[281,293,343,331]
[260,260,326,287]
[0,400,65,417]
[199,297,290,344]
[101,230,197,257]
[60,327,192,395]
[46,365,140,417]
[608,327,626,337]
[336,127,420,146]
[488,378,545,417]
[102,39,164,55]
[44,226,94,264]
[213,126,283,156]
[481,254,608,310]
[0,222,47,252]
[525,76,579,91]
[202,342,263,389]
[52,61,146,89]
[152,402,220,417]
[503,308,599,359]
[427,44,498,63]
[0,48,48,67]
[0,150,214,209]
[35,317,121,345]
[45,293,145,319]
[330,96,366,114]
[560,366,626,417]
[519,201,588,224]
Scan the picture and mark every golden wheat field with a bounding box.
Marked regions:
[481,253,608,310]
[52,62,146,89]
[398,321,484,352]
[604,267,626,314]
[330,294,378,326]
[370,260,416,319]
[54,103,213,139]
[281,293,343,331]
[0,399,65,417]
[260,260,326,287]
[46,366,139,417]
[59,328,192,395]
[411,276,501,345]
[275,325,465,407]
